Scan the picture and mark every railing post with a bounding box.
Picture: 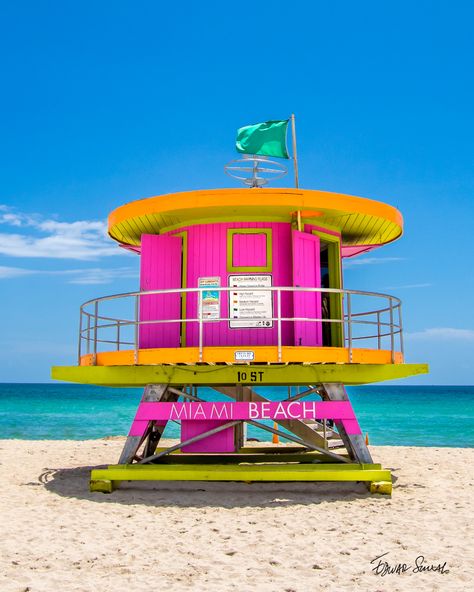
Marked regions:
[78,308,83,366]
[117,320,121,352]
[389,297,395,363]
[377,311,381,350]
[347,292,353,362]
[134,295,139,364]
[277,289,282,363]
[198,289,203,362]
[86,313,91,355]
[398,302,404,360]
[93,300,98,365]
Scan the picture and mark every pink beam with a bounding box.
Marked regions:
[128,400,361,437]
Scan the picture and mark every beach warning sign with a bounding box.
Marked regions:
[229,274,273,328]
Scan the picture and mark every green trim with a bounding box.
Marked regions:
[171,230,188,347]
[312,229,343,347]
[227,228,272,272]
[52,363,429,387]
[159,216,290,234]
[157,218,341,239]
[311,229,342,245]
[305,221,341,235]
[90,463,392,485]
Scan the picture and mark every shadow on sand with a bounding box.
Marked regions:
[38,464,398,508]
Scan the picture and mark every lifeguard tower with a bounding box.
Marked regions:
[52,121,428,494]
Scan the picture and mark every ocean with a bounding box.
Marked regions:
[1,383,473,447]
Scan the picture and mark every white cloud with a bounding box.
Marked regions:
[406,327,474,341]
[343,256,404,267]
[0,213,25,227]
[0,266,36,279]
[0,265,138,285]
[0,208,41,228]
[60,267,139,285]
[0,205,122,260]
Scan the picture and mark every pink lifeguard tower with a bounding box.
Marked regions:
[53,133,428,494]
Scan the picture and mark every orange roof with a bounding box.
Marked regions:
[108,187,403,248]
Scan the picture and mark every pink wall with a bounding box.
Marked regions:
[136,221,334,349]
[232,232,267,267]
[181,420,236,452]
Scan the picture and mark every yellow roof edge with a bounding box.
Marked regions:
[108,187,403,248]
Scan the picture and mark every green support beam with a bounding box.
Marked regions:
[52,362,428,387]
[90,462,392,494]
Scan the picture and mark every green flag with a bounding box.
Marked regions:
[236,119,289,159]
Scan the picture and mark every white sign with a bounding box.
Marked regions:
[234,350,255,361]
[198,277,221,321]
[229,275,273,328]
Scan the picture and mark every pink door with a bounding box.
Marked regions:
[292,230,322,346]
[139,234,182,348]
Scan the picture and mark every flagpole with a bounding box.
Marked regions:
[290,113,299,188]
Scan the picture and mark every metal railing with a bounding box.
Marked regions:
[77,286,403,365]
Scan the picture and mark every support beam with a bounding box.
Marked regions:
[285,385,321,401]
[118,384,170,464]
[91,463,392,487]
[234,384,245,450]
[321,383,373,463]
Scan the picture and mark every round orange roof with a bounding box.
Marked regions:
[108,187,403,248]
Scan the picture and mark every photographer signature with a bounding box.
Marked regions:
[370,552,450,576]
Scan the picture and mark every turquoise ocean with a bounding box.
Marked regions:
[1,383,473,447]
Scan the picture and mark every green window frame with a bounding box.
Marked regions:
[169,230,188,347]
[311,229,343,347]
[227,228,272,272]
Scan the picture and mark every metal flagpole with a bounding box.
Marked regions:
[290,113,299,188]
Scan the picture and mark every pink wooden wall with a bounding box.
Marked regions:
[232,232,267,267]
[181,420,236,453]
[137,221,335,349]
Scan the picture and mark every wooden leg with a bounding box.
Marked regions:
[90,478,117,493]
[233,384,245,450]
[370,481,392,495]
[118,435,146,465]
[143,424,165,458]
[321,383,373,464]
[117,384,169,464]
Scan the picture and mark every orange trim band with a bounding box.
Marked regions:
[80,346,404,367]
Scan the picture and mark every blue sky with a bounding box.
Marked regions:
[0,1,473,383]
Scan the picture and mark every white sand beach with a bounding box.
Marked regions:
[0,439,473,592]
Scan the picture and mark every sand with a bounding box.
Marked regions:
[0,439,473,592]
